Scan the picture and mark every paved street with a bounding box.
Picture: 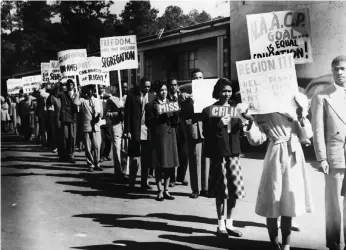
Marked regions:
[1,133,330,250]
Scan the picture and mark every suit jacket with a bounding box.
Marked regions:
[311,84,346,173]
[180,97,204,140]
[202,101,243,158]
[124,87,156,142]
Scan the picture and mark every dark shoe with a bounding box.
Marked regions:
[87,166,94,172]
[189,192,199,199]
[163,191,175,200]
[104,156,111,161]
[169,182,175,188]
[270,243,281,250]
[69,159,76,164]
[94,166,103,171]
[180,180,189,186]
[200,190,209,197]
[99,158,104,163]
[216,227,228,238]
[226,228,242,237]
[156,191,164,201]
[141,184,152,190]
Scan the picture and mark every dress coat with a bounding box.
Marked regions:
[145,98,179,169]
[244,112,313,218]
[311,85,346,195]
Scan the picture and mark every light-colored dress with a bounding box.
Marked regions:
[244,112,313,218]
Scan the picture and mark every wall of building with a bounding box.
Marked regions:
[230,1,346,86]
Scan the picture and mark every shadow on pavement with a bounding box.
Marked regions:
[159,234,318,250]
[145,213,266,229]
[1,164,86,172]
[72,241,197,250]
[1,155,83,163]
[73,213,213,235]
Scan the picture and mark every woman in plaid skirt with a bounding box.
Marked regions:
[202,78,246,238]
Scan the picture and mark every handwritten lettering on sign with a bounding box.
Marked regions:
[49,60,61,83]
[236,54,298,114]
[57,49,87,76]
[100,35,138,71]
[41,63,50,83]
[209,106,237,118]
[156,102,180,114]
[246,9,312,64]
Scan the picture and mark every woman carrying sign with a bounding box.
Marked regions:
[238,93,313,250]
[145,81,179,201]
[202,78,245,238]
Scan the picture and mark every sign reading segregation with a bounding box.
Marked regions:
[100,35,138,71]
[236,54,299,115]
[57,49,87,76]
[49,60,61,83]
[246,9,312,64]
[41,63,50,83]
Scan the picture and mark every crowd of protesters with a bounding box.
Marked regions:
[2,55,346,250]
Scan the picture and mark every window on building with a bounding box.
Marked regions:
[145,57,152,79]
[223,35,230,78]
[178,50,197,80]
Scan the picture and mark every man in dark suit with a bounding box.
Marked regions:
[124,77,156,189]
[168,77,189,187]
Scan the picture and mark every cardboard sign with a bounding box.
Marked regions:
[236,54,298,115]
[41,63,50,83]
[246,9,312,64]
[156,102,180,114]
[209,105,237,118]
[100,35,138,71]
[192,78,218,113]
[103,72,110,86]
[49,60,61,83]
[7,79,23,95]
[22,75,42,94]
[78,57,108,87]
[57,49,87,76]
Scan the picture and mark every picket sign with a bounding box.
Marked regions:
[155,102,180,114]
[209,105,237,118]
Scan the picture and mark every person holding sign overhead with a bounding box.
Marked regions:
[311,55,346,250]
[124,77,156,190]
[238,92,313,250]
[202,78,245,238]
[145,81,179,201]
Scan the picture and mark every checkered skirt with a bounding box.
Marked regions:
[208,156,246,199]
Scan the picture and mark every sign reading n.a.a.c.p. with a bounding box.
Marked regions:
[246,9,312,64]
[57,49,87,76]
[100,35,138,71]
[41,63,50,83]
[236,54,299,115]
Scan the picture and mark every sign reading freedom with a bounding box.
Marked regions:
[57,49,87,76]
[100,35,138,71]
[236,54,298,115]
[246,9,312,64]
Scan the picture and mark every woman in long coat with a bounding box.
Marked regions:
[145,81,179,201]
[239,95,313,250]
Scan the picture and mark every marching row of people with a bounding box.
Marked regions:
[2,55,345,250]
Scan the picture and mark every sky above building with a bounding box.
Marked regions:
[110,0,230,18]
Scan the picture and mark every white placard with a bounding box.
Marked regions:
[57,49,87,76]
[192,78,218,113]
[49,60,61,83]
[78,57,108,87]
[41,63,50,83]
[22,75,42,94]
[246,9,312,64]
[236,54,299,114]
[7,79,23,95]
[100,35,138,71]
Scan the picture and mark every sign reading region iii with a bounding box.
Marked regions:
[7,79,23,95]
[100,35,138,71]
[78,57,106,86]
[57,49,87,76]
[49,60,61,83]
[22,75,42,94]
[246,9,312,64]
[41,63,50,83]
[236,54,298,115]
